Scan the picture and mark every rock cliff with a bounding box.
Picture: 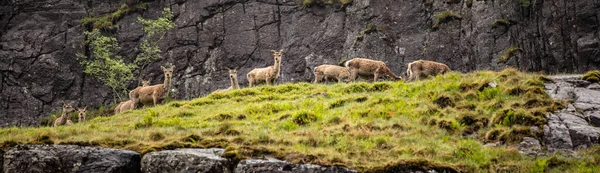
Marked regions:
[1,0,599,126]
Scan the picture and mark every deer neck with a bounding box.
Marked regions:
[230,76,239,90]
[272,59,281,75]
[163,75,172,96]
[60,111,69,125]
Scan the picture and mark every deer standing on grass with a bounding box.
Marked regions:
[406,60,451,82]
[213,68,240,93]
[77,106,87,123]
[343,58,402,82]
[313,64,351,83]
[115,80,151,114]
[54,102,75,127]
[130,66,175,107]
[247,50,283,87]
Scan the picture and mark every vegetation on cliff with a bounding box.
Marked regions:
[1,69,598,172]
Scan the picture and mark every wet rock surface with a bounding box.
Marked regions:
[141,148,230,173]
[1,0,600,126]
[544,75,600,152]
[235,159,357,173]
[3,144,141,173]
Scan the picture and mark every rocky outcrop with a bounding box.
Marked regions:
[235,159,357,173]
[141,148,230,173]
[2,0,600,126]
[3,144,141,173]
[543,75,600,152]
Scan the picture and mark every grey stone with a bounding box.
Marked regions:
[544,113,574,151]
[141,148,230,173]
[587,111,600,127]
[235,159,357,173]
[3,145,140,173]
[518,137,544,156]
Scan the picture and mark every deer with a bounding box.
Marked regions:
[247,49,283,87]
[213,67,240,93]
[313,64,351,83]
[130,66,175,107]
[54,102,75,127]
[406,60,451,82]
[77,106,87,123]
[114,80,151,114]
[343,58,402,82]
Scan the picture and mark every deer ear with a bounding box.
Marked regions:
[279,49,283,52]
[171,65,175,69]
[84,106,88,110]
[234,67,238,71]
[161,66,166,71]
[271,50,276,53]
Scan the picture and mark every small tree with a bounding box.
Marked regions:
[135,8,175,83]
[78,29,136,103]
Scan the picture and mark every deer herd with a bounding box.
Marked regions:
[53,49,451,127]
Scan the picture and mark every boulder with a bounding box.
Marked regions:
[141,148,230,173]
[235,159,357,173]
[543,77,600,152]
[3,145,140,173]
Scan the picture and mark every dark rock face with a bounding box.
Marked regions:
[140,148,357,173]
[141,148,230,173]
[235,159,357,173]
[2,0,600,126]
[3,145,141,173]
[544,76,600,152]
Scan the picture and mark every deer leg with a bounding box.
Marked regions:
[349,69,358,82]
[266,76,272,85]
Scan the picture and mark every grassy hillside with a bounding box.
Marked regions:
[1,69,599,172]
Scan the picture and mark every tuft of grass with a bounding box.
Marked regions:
[491,19,511,28]
[466,0,473,7]
[81,2,148,30]
[0,70,593,172]
[432,11,462,30]
[498,46,522,63]
[516,0,531,7]
[353,24,384,47]
[582,70,600,83]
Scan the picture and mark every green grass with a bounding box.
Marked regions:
[432,11,462,30]
[498,46,522,64]
[2,69,598,172]
[81,2,148,30]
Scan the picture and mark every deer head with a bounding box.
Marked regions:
[161,65,175,79]
[271,49,283,64]
[62,102,75,113]
[142,80,151,87]
[226,67,238,79]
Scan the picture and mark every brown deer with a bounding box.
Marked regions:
[115,80,151,114]
[247,50,283,87]
[213,67,240,93]
[313,64,351,83]
[343,58,402,82]
[77,106,87,123]
[406,60,451,82]
[54,102,75,127]
[130,66,175,107]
